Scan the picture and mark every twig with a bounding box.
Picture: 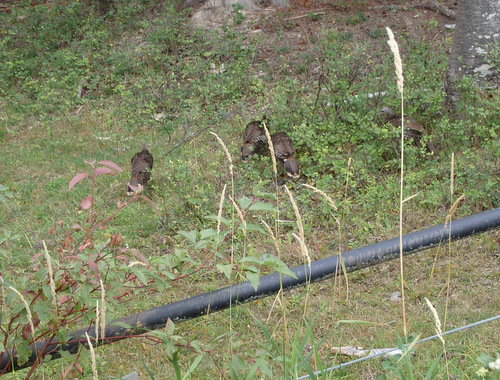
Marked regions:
[285,11,326,21]
[164,125,213,156]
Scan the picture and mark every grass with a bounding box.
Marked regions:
[0,1,499,379]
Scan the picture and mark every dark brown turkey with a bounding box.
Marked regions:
[241,119,268,162]
[127,144,154,196]
[271,131,300,179]
[381,106,439,155]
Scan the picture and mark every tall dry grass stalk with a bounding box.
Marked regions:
[284,185,310,268]
[229,195,247,238]
[210,132,236,259]
[429,155,460,281]
[425,297,450,375]
[0,276,5,317]
[95,300,100,345]
[336,158,353,299]
[263,123,278,178]
[9,286,35,338]
[261,121,288,356]
[216,183,227,246]
[210,132,234,178]
[85,332,99,380]
[450,152,455,195]
[302,183,349,298]
[444,194,465,227]
[209,132,237,372]
[302,183,338,211]
[292,232,310,268]
[261,219,280,257]
[262,218,283,324]
[424,298,445,346]
[261,217,289,358]
[386,28,404,96]
[42,241,57,310]
[291,231,312,318]
[443,153,464,334]
[99,279,106,341]
[344,157,352,197]
[386,26,407,336]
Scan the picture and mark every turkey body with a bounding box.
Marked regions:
[241,120,267,162]
[127,144,154,196]
[381,106,439,155]
[271,131,300,178]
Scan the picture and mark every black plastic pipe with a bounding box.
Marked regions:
[1,208,499,373]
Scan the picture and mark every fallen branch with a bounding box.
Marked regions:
[416,0,455,19]
[372,1,455,19]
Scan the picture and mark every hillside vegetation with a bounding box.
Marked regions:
[0,0,499,378]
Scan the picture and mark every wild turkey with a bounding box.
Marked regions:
[241,118,268,162]
[381,106,439,155]
[127,144,154,196]
[270,131,300,179]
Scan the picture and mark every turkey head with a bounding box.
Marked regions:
[271,131,300,179]
[127,144,154,196]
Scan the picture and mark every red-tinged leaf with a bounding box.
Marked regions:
[31,252,43,262]
[131,249,150,266]
[94,167,114,176]
[57,220,64,227]
[68,173,89,190]
[62,361,84,379]
[98,160,123,172]
[81,195,92,210]
[48,227,55,236]
[78,241,92,252]
[110,232,124,247]
[84,160,96,167]
[61,235,74,250]
[62,254,81,262]
[71,224,83,231]
[87,259,99,278]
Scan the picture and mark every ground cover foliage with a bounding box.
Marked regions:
[0,0,499,378]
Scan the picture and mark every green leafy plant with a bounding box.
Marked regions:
[475,352,500,379]
[0,185,14,204]
[0,158,172,377]
[231,3,246,25]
